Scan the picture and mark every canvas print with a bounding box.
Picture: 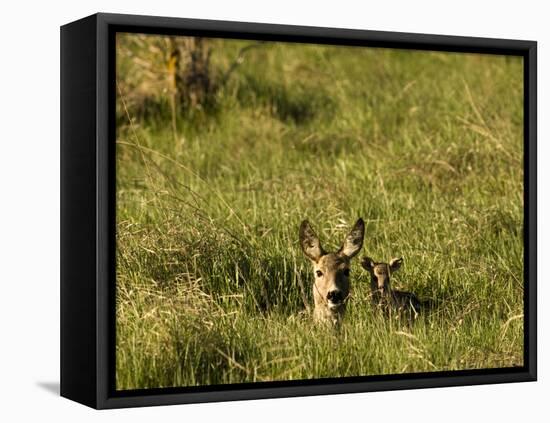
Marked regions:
[115,33,524,391]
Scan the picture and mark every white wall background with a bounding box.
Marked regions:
[1,0,547,420]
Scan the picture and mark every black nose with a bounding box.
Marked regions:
[327,290,343,303]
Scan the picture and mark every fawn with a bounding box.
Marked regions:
[361,256,424,318]
[299,218,365,326]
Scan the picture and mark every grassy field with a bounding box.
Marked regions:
[115,34,524,390]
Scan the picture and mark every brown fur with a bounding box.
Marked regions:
[299,218,365,326]
[361,256,423,318]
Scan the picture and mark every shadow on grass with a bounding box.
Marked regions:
[237,74,336,125]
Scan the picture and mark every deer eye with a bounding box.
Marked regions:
[343,268,350,277]
[316,270,323,278]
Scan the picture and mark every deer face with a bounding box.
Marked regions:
[313,253,351,311]
[299,218,365,321]
[361,257,403,293]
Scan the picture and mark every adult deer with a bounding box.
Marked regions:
[299,218,365,326]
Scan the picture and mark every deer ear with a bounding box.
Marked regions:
[361,256,374,271]
[299,220,324,262]
[389,257,403,272]
[338,218,365,259]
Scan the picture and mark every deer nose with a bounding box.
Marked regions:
[327,290,343,303]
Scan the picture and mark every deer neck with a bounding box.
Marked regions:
[371,277,392,301]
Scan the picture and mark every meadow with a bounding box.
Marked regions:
[115,33,524,390]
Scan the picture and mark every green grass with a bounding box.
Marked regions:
[115,34,524,390]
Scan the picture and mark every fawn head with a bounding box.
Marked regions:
[361,256,403,292]
[299,218,365,312]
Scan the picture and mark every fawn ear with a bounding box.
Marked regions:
[389,257,403,272]
[299,220,325,262]
[338,218,365,259]
[361,256,374,271]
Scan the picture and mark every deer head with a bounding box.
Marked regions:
[361,256,403,294]
[299,218,365,324]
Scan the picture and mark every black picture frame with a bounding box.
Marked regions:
[60,12,537,409]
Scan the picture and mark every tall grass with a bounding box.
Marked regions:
[115,34,524,390]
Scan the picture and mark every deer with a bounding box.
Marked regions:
[299,218,365,327]
[361,256,425,318]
